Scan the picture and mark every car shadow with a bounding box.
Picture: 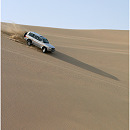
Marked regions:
[47,51,119,81]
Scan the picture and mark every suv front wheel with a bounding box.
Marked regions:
[27,40,32,46]
[42,47,47,53]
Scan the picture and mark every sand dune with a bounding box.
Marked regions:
[1,22,129,130]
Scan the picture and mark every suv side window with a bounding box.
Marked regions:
[34,35,39,40]
[29,32,34,37]
[38,37,42,41]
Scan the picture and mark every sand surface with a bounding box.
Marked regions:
[1,23,129,130]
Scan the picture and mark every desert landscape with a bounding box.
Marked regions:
[1,22,129,130]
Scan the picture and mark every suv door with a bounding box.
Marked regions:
[33,35,39,47]
[34,35,43,48]
[37,36,43,48]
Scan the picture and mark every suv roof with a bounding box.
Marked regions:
[29,31,46,39]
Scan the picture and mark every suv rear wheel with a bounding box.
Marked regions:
[42,47,47,53]
[27,40,32,46]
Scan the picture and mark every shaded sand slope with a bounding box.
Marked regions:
[1,23,129,130]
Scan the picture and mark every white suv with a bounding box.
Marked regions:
[24,31,55,53]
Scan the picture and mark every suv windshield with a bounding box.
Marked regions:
[43,39,49,43]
